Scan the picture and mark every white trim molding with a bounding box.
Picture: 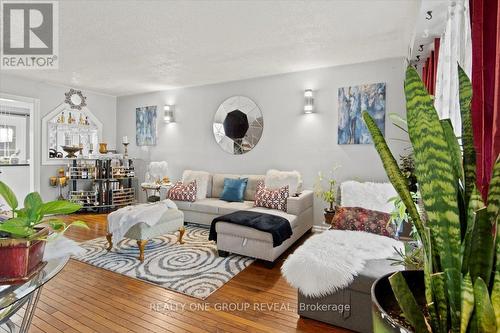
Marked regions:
[0,92,40,193]
[41,103,103,165]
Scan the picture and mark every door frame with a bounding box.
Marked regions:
[0,92,41,193]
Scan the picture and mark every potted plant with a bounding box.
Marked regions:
[363,65,499,332]
[314,167,339,224]
[0,181,87,284]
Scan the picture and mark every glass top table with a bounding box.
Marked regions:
[0,256,69,333]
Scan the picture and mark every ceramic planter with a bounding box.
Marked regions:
[324,208,336,224]
[371,270,424,333]
[0,227,48,285]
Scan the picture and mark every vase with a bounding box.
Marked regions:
[98,143,108,154]
[0,227,49,285]
[324,209,336,224]
[371,270,424,332]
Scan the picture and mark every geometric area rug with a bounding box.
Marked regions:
[72,225,254,300]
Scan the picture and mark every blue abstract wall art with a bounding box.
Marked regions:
[136,105,157,146]
[338,82,386,144]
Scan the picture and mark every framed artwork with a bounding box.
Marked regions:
[136,105,157,146]
[338,82,386,144]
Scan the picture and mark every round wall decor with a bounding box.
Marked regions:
[64,89,87,110]
[212,96,264,155]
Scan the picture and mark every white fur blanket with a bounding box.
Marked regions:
[281,230,403,297]
[107,199,177,244]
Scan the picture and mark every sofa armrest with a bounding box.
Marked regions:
[287,190,313,216]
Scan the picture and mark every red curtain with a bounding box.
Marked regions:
[421,38,440,95]
[470,0,500,200]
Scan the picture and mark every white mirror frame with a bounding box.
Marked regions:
[41,103,103,165]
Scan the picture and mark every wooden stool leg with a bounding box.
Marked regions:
[106,233,113,251]
[177,226,185,244]
[137,240,148,262]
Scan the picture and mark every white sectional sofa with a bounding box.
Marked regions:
[171,171,314,264]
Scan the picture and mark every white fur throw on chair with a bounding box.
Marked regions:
[340,181,397,213]
[281,229,403,297]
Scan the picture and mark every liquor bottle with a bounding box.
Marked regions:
[81,162,88,179]
[68,112,73,124]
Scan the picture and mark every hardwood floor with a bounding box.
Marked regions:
[11,214,352,333]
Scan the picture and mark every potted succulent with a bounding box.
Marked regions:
[0,181,86,284]
[363,65,499,332]
[314,167,339,224]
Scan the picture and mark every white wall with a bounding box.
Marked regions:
[117,57,409,226]
[0,74,117,200]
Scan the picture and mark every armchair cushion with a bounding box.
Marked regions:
[331,206,396,238]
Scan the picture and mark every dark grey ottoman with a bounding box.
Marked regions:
[298,258,403,333]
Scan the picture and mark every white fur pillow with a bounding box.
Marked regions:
[182,170,210,200]
[340,181,397,213]
[264,169,303,195]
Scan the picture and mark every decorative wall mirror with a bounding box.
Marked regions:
[212,96,264,155]
[42,103,102,165]
[64,89,87,110]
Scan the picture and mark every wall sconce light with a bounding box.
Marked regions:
[164,104,175,123]
[304,89,314,114]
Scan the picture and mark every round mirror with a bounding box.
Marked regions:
[213,96,263,155]
[70,94,82,106]
[64,89,87,110]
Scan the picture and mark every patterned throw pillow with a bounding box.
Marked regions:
[167,181,197,202]
[254,180,289,212]
[331,206,396,238]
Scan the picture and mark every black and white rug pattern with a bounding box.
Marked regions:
[72,225,254,299]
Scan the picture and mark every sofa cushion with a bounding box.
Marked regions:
[265,169,303,195]
[254,180,289,212]
[220,178,248,202]
[190,198,223,214]
[167,181,197,202]
[217,201,254,215]
[241,174,265,201]
[182,170,211,200]
[173,200,193,211]
[212,173,240,198]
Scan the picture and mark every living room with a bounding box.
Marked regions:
[0,0,499,333]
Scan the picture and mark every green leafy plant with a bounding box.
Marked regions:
[363,65,499,332]
[0,181,87,240]
[388,192,420,236]
[314,166,339,212]
[388,193,424,270]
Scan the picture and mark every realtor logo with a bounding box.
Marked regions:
[1,0,59,69]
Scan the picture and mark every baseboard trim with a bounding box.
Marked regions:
[312,225,330,233]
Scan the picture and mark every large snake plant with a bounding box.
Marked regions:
[363,65,499,333]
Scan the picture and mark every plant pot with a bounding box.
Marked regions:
[0,227,49,285]
[324,209,336,224]
[371,270,425,332]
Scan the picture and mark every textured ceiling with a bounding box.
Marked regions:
[1,0,420,96]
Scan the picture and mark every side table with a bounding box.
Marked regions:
[0,256,69,333]
[141,182,172,202]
